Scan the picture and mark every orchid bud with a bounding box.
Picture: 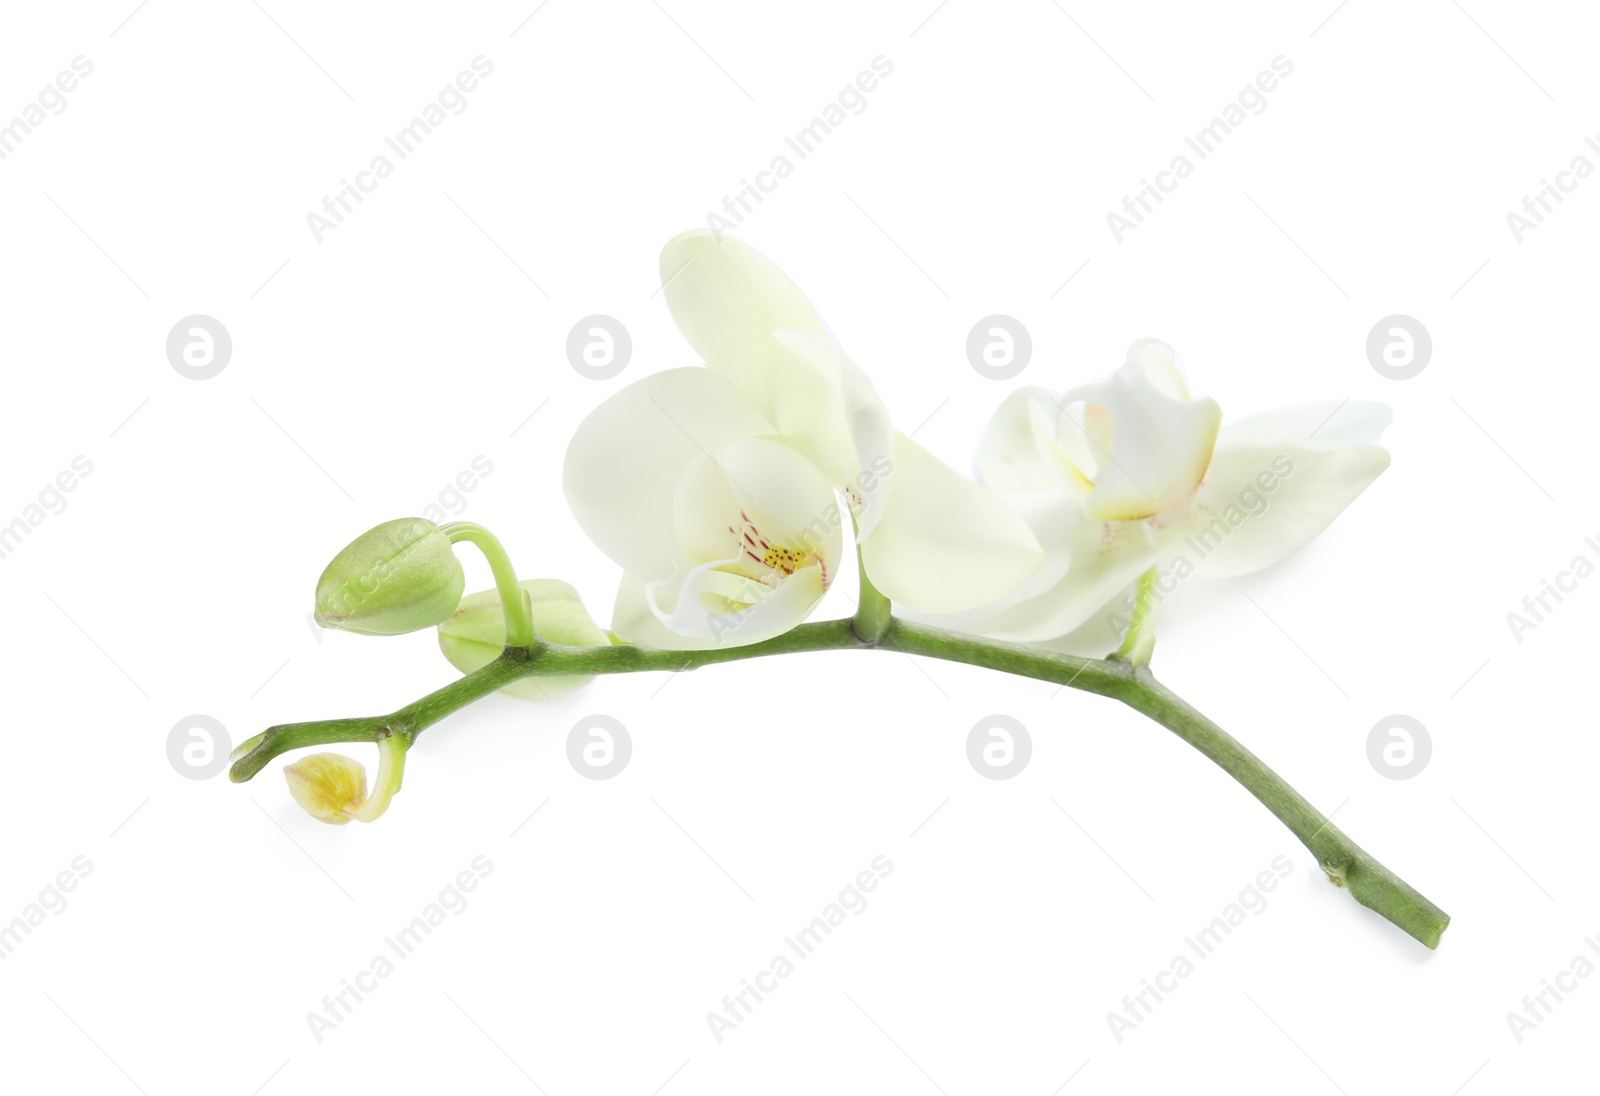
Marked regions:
[314,518,465,636]
[283,737,407,824]
[438,579,608,698]
[283,754,367,824]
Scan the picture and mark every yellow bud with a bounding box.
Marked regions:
[282,737,408,824]
[283,753,367,825]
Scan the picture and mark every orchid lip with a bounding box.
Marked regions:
[725,509,828,588]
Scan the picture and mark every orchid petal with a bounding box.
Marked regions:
[860,433,1044,613]
[1124,337,1191,400]
[936,513,1162,642]
[1061,345,1222,522]
[770,328,896,537]
[1215,399,1391,453]
[611,574,723,651]
[1169,402,1391,577]
[659,229,827,427]
[974,386,1082,497]
[563,368,773,580]
[643,436,843,647]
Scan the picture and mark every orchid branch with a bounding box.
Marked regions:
[232,614,1449,949]
[251,231,1444,949]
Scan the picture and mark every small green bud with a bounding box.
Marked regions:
[439,579,608,699]
[314,518,465,636]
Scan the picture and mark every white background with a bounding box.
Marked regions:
[0,1,1591,1092]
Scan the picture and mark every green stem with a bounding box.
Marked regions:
[441,522,534,648]
[1114,566,1160,668]
[233,615,1449,948]
[229,651,538,782]
[851,533,892,645]
[347,734,407,822]
[883,621,1448,948]
[229,623,860,783]
[1115,673,1450,949]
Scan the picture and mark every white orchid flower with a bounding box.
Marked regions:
[944,339,1391,643]
[563,230,1043,649]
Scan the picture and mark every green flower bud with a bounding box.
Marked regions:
[314,518,465,636]
[438,579,608,698]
